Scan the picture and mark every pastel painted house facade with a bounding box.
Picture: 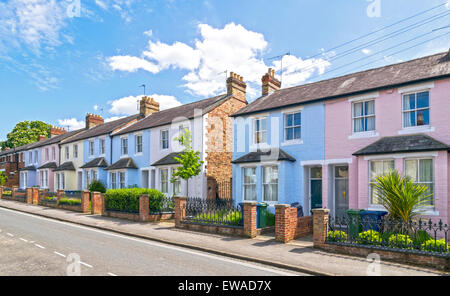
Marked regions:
[111,73,248,198]
[232,69,325,215]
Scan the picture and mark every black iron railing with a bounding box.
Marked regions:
[43,191,58,203]
[326,215,449,257]
[149,196,174,214]
[64,191,82,199]
[183,197,243,227]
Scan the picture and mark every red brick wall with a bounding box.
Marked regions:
[276,205,313,243]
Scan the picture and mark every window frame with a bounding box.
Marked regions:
[88,140,94,157]
[135,134,143,154]
[100,138,106,156]
[352,99,376,134]
[284,112,302,142]
[121,137,128,156]
[253,117,268,145]
[110,172,117,189]
[262,165,279,202]
[242,167,257,201]
[74,144,79,158]
[404,157,435,207]
[119,171,126,189]
[369,159,395,205]
[402,91,430,129]
[160,129,169,150]
[160,168,169,194]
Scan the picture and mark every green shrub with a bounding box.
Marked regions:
[88,180,107,193]
[327,230,347,242]
[194,210,242,225]
[266,212,275,227]
[58,198,81,206]
[3,190,12,196]
[105,188,165,213]
[44,196,57,202]
[388,234,413,249]
[357,230,381,245]
[421,239,449,253]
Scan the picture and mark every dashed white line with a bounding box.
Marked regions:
[80,261,93,268]
[107,272,117,276]
[6,233,13,237]
[19,238,28,242]
[54,251,66,258]
[34,244,45,249]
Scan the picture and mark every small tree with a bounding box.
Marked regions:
[88,180,107,193]
[171,129,204,196]
[0,171,7,186]
[371,170,433,222]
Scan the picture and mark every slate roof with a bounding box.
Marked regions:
[105,158,138,170]
[54,162,76,172]
[353,134,450,156]
[114,94,230,136]
[20,165,36,171]
[232,149,296,164]
[26,128,86,150]
[38,162,57,169]
[80,157,108,169]
[151,152,185,167]
[61,114,140,145]
[233,51,450,117]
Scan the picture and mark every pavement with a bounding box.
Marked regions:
[0,199,446,276]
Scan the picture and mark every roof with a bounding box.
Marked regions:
[353,134,450,156]
[233,51,450,117]
[26,129,86,150]
[232,149,296,164]
[54,162,76,172]
[105,158,138,170]
[38,162,57,169]
[151,152,185,167]
[61,114,140,144]
[20,165,36,171]
[80,157,108,169]
[114,94,230,136]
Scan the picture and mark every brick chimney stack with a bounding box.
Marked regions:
[139,96,160,118]
[85,113,104,129]
[226,72,247,103]
[50,126,67,138]
[39,135,47,141]
[261,68,281,96]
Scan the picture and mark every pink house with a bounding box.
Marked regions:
[323,51,450,224]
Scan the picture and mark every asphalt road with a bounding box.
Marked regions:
[0,207,306,276]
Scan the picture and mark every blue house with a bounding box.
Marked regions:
[231,69,325,215]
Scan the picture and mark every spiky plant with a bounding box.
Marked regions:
[371,170,433,223]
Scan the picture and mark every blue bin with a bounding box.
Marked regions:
[290,202,304,218]
[360,210,387,231]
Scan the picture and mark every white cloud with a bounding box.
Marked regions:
[362,48,372,55]
[58,118,85,131]
[143,29,153,37]
[93,105,99,111]
[108,23,330,99]
[105,116,125,122]
[109,94,182,115]
[446,0,450,9]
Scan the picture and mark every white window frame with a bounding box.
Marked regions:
[369,159,395,206]
[121,137,128,156]
[262,165,278,202]
[89,140,94,157]
[119,171,126,189]
[45,148,49,161]
[74,144,79,158]
[404,158,435,208]
[160,168,169,194]
[52,147,56,160]
[100,138,106,156]
[171,167,181,196]
[352,99,376,134]
[160,129,169,150]
[402,90,430,129]
[252,117,268,145]
[135,134,143,155]
[284,111,302,142]
[242,167,257,201]
[65,146,70,160]
[34,150,38,164]
[110,172,117,189]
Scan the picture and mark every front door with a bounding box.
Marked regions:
[334,165,349,218]
[310,167,322,213]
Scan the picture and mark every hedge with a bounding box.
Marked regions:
[105,188,165,213]
[58,198,81,206]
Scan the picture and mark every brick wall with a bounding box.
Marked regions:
[205,97,247,183]
[275,205,313,243]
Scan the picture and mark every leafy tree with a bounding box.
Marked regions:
[0,171,7,186]
[371,170,433,222]
[1,121,51,150]
[88,180,107,194]
[171,129,204,196]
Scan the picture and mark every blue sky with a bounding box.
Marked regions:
[0,0,449,140]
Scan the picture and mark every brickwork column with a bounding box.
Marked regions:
[12,186,18,200]
[312,208,330,247]
[139,194,150,222]
[39,189,49,204]
[174,196,187,228]
[276,204,296,243]
[0,186,3,199]
[26,188,33,204]
[243,202,258,238]
[57,190,65,202]
[91,192,104,215]
[81,191,90,213]
[32,187,39,205]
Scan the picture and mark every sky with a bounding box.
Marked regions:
[0,0,449,140]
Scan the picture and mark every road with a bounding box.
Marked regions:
[0,207,306,276]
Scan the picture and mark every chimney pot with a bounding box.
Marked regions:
[261,68,281,96]
[226,71,247,103]
[85,113,104,129]
[39,135,47,141]
[50,126,67,138]
[139,96,160,118]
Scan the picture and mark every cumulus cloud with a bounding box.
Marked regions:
[109,94,182,115]
[274,55,330,88]
[362,48,372,55]
[58,118,85,131]
[143,29,153,37]
[108,23,330,99]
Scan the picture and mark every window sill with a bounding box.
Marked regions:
[120,155,129,159]
[281,140,303,146]
[249,144,270,152]
[398,126,435,135]
[348,131,379,140]
[135,153,143,157]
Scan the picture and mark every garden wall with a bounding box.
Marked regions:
[275,205,313,243]
[103,210,174,222]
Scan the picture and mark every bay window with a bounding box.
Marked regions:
[119,172,126,189]
[171,168,181,196]
[263,166,278,202]
[405,158,434,206]
[243,167,257,201]
[369,160,395,204]
[160,169,168,193]
[110,172,117,189]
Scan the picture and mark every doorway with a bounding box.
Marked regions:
[334,165,349,218]
[309,167,322,214]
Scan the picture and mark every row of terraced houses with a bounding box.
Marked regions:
[1,51,450,224]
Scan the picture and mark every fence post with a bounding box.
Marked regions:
[312,208,330,247]
[139,194,150,222]
[91,192,104,215]
[174,196,187,228]
[57,190,65,202]
[26,188,33,204]
[275,204,296,243]
[243,202,258,238]
[32,187,39,205]
[81,191,90,213]
[0,186,3,199]
[12,186,18,200]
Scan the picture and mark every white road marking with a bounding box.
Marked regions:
[107,272,117,276]
[6,233,14,237]
[54,251,66,258]
[19,238,28,242]
[0,207,298,276]
[34,244,45,249]
[80,261,93,268]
